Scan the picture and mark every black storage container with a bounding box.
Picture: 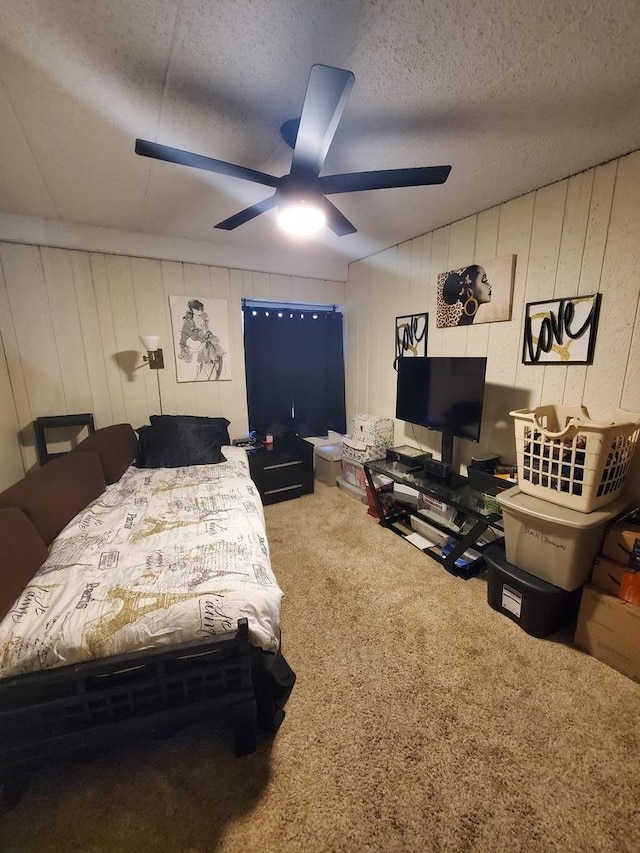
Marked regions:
[485,544,582,638]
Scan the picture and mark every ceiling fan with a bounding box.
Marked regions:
[135,64,452,237]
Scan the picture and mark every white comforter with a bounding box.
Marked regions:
[0,447,282,678]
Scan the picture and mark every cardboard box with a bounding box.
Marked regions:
[574,585,640,682]
[620,571,640,606]
[591,555,626,596]
[602,509,640,567]
[591,555,640,605]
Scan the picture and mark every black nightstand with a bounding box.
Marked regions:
[248,435,314,505]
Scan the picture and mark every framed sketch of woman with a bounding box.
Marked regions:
[169,295,232,382]
[436,255,516,328]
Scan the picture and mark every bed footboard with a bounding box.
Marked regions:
[0,619,257,810]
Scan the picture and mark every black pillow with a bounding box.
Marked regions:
[149,415,231,446]
[136,424,227,468]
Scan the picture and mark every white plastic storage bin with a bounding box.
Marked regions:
[510,405,640,512]
[340,458,391,492]
[496,486,632,591]
[342,414,394,464]
[341,459,367,489]
[336,476,367,503]
[314,444,343,486]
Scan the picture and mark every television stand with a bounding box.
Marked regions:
[364,457,504,579]
[442,471,468,490]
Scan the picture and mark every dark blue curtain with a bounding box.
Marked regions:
[243,306,346,437]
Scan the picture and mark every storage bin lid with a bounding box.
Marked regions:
[496,486,632,528]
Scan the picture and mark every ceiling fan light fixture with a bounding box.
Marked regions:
[277,200,326,237]
[136,64,451,238]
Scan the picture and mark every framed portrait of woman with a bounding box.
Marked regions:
[436,255,516,328]
[169,295,232,382]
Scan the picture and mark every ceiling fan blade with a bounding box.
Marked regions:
[318,165,452,195]
[290,65,355,180]
[214,194,278,231]
[280,118,299,150]
[323,198,357,236]
[135,139,279,189]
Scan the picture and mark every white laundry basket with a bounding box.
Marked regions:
[510,405,640,512]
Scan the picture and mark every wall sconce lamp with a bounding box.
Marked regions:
[140,335,164,414]
[140,335,164,370]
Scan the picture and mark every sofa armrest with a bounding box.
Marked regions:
[71,423,137,484]
[0,508,48,621]
[0,453,106,546]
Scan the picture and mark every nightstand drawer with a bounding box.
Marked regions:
[248,437,314,504]
[260,458,305,474]
[261,472,314,505]
[253,460,303,491]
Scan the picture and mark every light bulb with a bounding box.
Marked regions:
[141,335,160,351]
[277,201,326,236]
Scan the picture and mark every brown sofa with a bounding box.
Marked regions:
[0,423,294,812]
[0,424,137,623]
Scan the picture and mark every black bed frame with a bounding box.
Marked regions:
[0,618,291,812]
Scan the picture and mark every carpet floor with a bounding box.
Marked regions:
[1,480,639,852]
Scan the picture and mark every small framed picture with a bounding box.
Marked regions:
[394,313,427,368]
[169,295,232,381]
[522,293,601,365]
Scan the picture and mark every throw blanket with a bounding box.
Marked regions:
[0,448,282,678]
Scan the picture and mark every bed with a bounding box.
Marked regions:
[0,419,295,811]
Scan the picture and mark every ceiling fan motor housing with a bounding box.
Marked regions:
[276,175,323,209]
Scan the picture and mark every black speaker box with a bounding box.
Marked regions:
[423,458,451,480]
[386,446,432,467]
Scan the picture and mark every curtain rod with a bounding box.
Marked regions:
[242,297,340,312]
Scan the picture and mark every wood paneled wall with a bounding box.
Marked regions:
[3,149,640,496]
[0,247,344,485]
[344,150,640,496]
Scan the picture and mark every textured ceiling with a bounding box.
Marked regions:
[2,0,640,278]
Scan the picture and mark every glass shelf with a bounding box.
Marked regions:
[366,458,504,525]
[364,457,505,579]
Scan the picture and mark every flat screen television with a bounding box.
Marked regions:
[395,356,487,471]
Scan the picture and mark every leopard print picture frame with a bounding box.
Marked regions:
[436,255,516,329]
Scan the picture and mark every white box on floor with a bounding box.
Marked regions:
[342,414,394,464]
[315,443,342,486]
[496,487,631,591]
